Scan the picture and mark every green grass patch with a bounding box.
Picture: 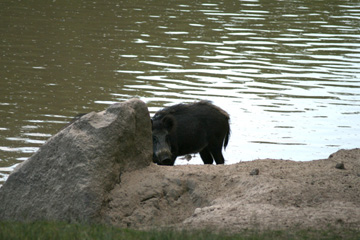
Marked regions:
[0,221,359,240]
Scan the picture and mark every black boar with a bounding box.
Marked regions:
[152,101,230,165]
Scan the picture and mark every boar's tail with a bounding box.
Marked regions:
[223,121,230,150]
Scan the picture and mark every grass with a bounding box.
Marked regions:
[0,221,359,240]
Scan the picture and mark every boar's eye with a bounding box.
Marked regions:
[152,136,158,143]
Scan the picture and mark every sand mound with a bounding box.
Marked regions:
[103,148,360,231]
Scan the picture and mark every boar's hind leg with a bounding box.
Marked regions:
[200,147,214,164]
[209,142,225,165]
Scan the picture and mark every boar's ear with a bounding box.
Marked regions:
[162,116,175,132]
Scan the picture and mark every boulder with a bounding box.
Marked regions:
[0,98,152,222]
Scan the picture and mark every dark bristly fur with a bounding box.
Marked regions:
[152,101,230,165]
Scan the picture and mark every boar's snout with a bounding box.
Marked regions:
[154,149,173,165]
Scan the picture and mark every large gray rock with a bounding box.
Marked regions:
[0,98,152,222]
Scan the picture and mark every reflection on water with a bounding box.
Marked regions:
[1,0,360,182]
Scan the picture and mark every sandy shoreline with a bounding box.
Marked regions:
[103,148,360,231]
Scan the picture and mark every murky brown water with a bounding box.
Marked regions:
[1,0,360,183]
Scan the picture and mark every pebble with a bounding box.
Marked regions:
[250,168,260,176]
[335,163,345,170]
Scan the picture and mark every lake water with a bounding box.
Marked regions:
[1,0,359,184]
